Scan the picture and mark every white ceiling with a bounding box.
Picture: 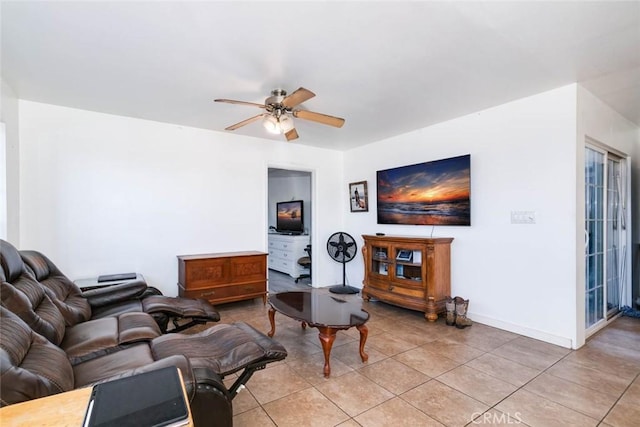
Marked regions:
[2,1,639,151]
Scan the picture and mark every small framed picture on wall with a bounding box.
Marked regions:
[349,181,368,212]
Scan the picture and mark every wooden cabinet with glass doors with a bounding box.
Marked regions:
[362,235,453,321]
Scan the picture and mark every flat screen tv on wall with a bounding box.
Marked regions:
[377,154,471,226]
[276,200,304,234]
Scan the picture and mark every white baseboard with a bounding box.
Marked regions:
[469,312,574,349]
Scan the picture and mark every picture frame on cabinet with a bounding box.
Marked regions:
[378,262,388,275]
[349,181,368,212]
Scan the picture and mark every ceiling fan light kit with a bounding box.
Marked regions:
[263,111,294,134]
[215,87,345,141]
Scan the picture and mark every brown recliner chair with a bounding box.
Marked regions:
[1,244,288,426]
[0,306,231,426]
[19,248,220,332]
[1,242,163,363]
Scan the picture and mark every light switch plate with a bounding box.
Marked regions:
[511,211,536,224]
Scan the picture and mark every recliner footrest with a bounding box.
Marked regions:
[150,321,287,398]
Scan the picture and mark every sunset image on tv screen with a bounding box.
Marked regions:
[377,154,471,226]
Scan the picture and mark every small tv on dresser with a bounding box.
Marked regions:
[276,200,304,234]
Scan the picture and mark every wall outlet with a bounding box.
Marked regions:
[511,211,536,224]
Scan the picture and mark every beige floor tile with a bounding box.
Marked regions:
[301,328,358,349]
[584,338,640,369]
[496,389,598,427]
[393,346,460,377]
[268,334,323,359]
[336,420,362,427]
[330,340,387,370]
[244,363,312,405]
[358,358,430,395]
[315,371,394,417]
[423,339,486,363]
[224,377,260,415]
[452,325,519,352]
[609,317,640,333]
[240,311,276,331]
[491,339,565,371]
[411,320,462,342]
[341,325,383,340]
[401,380,489,426]
[437,365,518,406]
[589,327,640,353]
[465,352,540,387]
[360,312,398,333]
[623,375,640,399]
[389,327,435,346]
[524,372,618,419]
[563,346,640,379]
[262,388,349,427]
[285,352,354,385]
[354,397,444,426]
[366,331,418,356]
[233,407,276,427]
[514,336,572,358]
[603,396,640,427]
[546,358,633,397]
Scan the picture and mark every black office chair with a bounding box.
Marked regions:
[295,245,312,283]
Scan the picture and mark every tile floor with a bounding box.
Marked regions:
[204,278,640,427]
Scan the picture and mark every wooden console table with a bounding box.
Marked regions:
[178,251,268,305]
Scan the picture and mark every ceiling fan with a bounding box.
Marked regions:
[214,87,345,141]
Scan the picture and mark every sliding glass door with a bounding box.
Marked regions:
[606,157,623,316]
[585,147,604,329]
[585,145,626,332]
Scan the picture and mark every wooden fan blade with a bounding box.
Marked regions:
[282,87,315,108]
[214,99,266,109]
[293,110,345,128]
[225,114,264,131]
[285,128,299,141]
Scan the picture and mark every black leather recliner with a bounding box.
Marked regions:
[0,240,288,426]
[20,249,220,333]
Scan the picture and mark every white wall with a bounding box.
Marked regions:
[0,122,6,239]
[575,86,639,346]
[18,101,344,295]
[344,85,578,347]
[1,79,20,242]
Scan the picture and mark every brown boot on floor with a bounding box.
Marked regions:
[454,296,472,329]
[445,296,456,326]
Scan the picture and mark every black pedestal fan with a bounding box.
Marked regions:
[327,232,359,294]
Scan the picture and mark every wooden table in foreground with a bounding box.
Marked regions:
[267,290,369,377]
[0,371,194,427]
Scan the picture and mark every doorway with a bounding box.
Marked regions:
[267,167,313,288]
[584,144,629,334]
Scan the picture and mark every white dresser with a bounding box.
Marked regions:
[268,234,310,279]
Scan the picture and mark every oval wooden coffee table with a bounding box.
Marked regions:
[267,290,369,378]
